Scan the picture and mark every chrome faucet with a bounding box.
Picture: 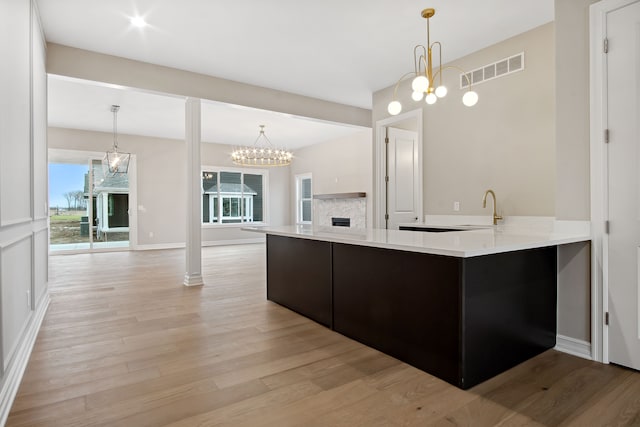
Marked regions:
[482,189,503,225]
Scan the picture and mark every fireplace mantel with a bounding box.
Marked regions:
[313,192,366,200]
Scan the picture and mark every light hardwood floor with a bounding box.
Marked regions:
[7,244,640,426]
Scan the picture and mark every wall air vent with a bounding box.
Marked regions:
[460,52,525,89]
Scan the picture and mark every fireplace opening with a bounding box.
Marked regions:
[332,217,351,227]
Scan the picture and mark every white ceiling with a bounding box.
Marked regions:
[39,0,554,148]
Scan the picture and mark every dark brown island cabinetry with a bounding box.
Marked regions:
[266,234,557,389]
[266,236,333,328]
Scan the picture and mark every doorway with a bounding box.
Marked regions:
[375,110,423,229]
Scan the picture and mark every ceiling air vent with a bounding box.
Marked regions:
[460,52,525,89]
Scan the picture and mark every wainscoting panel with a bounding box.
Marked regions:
[33,227,48,304]
[1,235,34,370]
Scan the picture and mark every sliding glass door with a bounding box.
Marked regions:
[49,152,130,252]
[48,161,91,251]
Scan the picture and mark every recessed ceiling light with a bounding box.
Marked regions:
[130,16,147,28]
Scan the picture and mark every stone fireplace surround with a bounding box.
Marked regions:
[313,192,366,229]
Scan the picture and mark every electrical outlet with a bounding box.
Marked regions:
[149,231,154,238]
[453,201,460,212]
[26,290,31,308]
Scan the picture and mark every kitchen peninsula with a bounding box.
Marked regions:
[246,224,590,389]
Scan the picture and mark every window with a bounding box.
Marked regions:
[296,173,312,224]
[107,193,129,228]
[202,168,267,225]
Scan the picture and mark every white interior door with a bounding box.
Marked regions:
[607,0,640,370]
[386,127,420,229]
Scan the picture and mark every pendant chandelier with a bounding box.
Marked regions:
[102,105,131,176]
[387,8,479,116]
[231,125,293,167]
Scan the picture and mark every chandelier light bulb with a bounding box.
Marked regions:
[411,91,424,101]
[435,85,448,98]
[412,75,429,93]
[425,92,437,105]
[462,90,479,107]
[387,101,402,116]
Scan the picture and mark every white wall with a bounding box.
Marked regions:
[289,129,373,226]
[0,0,49,422]
[48,127,289,247]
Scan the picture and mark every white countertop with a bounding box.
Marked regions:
[243,222,591,258]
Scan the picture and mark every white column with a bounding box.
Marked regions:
[184,97,204,286]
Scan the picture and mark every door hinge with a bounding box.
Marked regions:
[604,38,609,53]
[385,176,389,183]
[384,214,389,220]
[605,220,610,234]
[604,128,610,143]
[384,137,389,145]
[605,311,609,326]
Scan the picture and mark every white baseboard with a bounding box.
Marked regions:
[555,334,592,360]
[203,238,265,247]
[134,238,265,251]
[0,293,50,426]
[134,242,185,251]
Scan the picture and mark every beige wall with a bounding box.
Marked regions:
[290,129,373,226]
[371,18,593,344]
[46,43,371,128]
[558,242,591,341]
[554,0,598,342]
[48,127,290,247]
[373,23,556,218]
[556,0,598,221]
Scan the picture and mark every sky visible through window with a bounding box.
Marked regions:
[49,163,88,209]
